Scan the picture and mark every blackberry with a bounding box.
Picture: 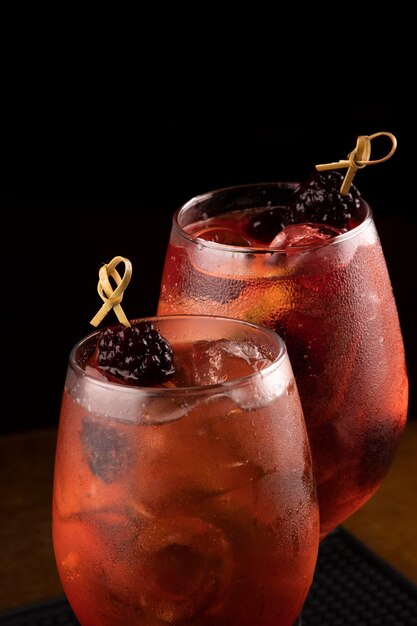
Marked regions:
[97,321,175,386]
[290,170,361,230]
[246,205,296,243]
[82,416,132,482]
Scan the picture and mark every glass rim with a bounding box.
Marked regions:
[68,314,288,397]
[172,180,374,253]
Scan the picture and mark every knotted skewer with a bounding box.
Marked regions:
[316,131,397,195]
[90,255,132,328]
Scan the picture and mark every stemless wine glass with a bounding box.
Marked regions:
[52,315,319,626]
[157,183,409,539]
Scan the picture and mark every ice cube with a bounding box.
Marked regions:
[129,393,270,517]
[221,340,272,371]
[106,515,233,623]
[229,349,294,410]
[173,339,272,387]
[246,205,295,243]
[269,222,343,249]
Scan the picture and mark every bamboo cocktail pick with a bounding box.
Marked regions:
[316,131,397,195]
[90,256,132,328]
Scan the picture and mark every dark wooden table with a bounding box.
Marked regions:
[1,421,416,611]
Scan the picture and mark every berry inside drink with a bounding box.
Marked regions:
[53,316,319,626]
[158,175,408,537]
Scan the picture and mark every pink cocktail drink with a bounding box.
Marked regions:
[53,315,319,626]
[158,182,408,536]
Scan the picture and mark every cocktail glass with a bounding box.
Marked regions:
[52,314,319,626]
[157,183,409,538]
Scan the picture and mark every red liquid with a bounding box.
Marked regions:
[158,203,409,537]
[53,327,319,625]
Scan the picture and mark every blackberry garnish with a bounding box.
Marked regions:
[82,416,132,482]
[246,205,296,243]
[290,170,361,230]
[97,321,175,386]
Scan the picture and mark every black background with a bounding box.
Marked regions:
[1,112,415,433]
